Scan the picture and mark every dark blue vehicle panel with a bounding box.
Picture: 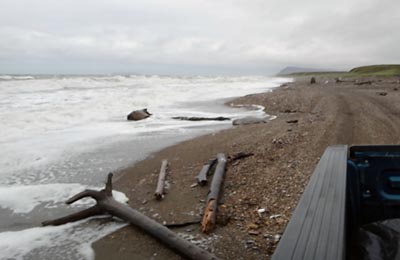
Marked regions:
[273,145,400,260]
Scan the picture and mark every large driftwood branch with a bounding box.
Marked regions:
[201,154,227,234]
[42,206,102,226]
[196,158,217,186]
[155,159,169,200]
[43,173,218,260]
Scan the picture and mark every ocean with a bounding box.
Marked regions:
[0,74,288,259]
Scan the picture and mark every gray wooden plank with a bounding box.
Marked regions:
[305,150,336,259]
[272,145,347,260]
[329,148,347,260]
[292,151,334,260]
[272,151,327,259]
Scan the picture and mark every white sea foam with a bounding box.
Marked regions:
[0,75,35,81]
[0,183,128,214]
[0,75,289,178]
[0,219,127,260]
[0,187,128,260]
[0,74,290,259]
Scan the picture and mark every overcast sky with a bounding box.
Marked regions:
[0,0,399,75]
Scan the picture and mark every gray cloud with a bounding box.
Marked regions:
[0,0,399,75]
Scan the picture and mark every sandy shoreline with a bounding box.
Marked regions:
[93,76,400,259]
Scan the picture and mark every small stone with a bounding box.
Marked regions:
[248,230,260,235]
[257,208,266,217]
[270,214,282,219]
[142,199,148,205]
[264,234,273,239]
[247,223,259,230]
[273,234,281,243]
[190,183,198,188]
[246,239,255,245]
[283,109,297,113]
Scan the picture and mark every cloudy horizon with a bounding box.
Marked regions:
[1,0,399,75]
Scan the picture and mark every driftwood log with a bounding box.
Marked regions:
[172,116,230,121]
[196,158,217,186]
[335,78,356,83]
[201,153,227,234]
[355,80,373,85]
[232,116,268,126]
[229,152,254,161]
[155,159,169,200]
[42,173,218,260]
[283,109,297,113]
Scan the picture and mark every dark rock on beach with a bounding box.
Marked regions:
[127,108,152,121]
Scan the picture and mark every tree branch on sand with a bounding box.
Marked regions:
[42,173,219,260]
[155,159,169,200]
[201,154,227,234]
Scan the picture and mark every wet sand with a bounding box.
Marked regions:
[93,76,400,259]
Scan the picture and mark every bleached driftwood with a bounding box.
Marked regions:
[196,158,217,186]
[155,159,169,200]
[201,154,227,234]
[42,173,218,260]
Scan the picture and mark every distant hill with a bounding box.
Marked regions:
[277,64,400,77]
[277,66,330,75]
[350,64,400,76]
